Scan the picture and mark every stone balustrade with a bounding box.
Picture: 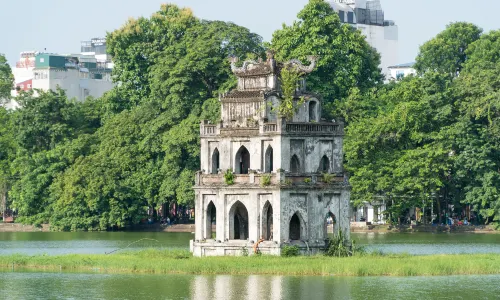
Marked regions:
[195,171,344,187]
[200,120,343,137]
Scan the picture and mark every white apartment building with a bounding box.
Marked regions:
[329,0,399,79]
[9,38,114,107]
[387,62,416,80]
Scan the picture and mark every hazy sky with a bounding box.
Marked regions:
[1,0,499,67]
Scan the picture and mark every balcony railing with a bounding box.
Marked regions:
[263,123,277,132]
[200,121,344,136]
[203,125,217,135]
[196,171,344,187]
[285,123,342,134]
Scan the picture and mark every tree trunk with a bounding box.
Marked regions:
[437,194,442,224]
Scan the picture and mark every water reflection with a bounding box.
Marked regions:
[1,272,500,300]
[1,231,499,255]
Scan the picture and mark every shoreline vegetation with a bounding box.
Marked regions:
[1,222,498,233]
[1,250,500,277]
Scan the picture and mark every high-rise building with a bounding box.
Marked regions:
[328,0,398,78]
[8,38,114,106]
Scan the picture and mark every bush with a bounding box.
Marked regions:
[281,245,300,257]
[304,178,312,183]
[324,229,364,257]
[261,174,271,187]
[322,173,333,184]
[224,169,234,185]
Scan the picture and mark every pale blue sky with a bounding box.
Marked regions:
[1,0,499,67]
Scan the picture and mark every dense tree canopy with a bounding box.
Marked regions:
[5,1,500,229]
[414,22,482,76]
[271,0,383,119]
[0,54,14,102]
[347,25,500,226]
[8,4,264,230]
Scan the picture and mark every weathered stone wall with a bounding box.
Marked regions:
[280,135,343,174]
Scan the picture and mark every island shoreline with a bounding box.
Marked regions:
[1,250,500,277]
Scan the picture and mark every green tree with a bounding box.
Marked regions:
[0,54,14,102]
[29,5,264,230]
[346,73,456,223]
[9,90,101,225]
[452,30,500,225]
[271,0,382,119]
[0,107,15,220]
[414,22,482,76]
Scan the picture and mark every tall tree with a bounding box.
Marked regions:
[414,22,482,76]
[271,0,383,119]
[32,5,264,230]
[452,30,500,225]
[0,54,14,103]
[0,107,15,221]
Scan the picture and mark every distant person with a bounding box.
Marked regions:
[167,217,170,226]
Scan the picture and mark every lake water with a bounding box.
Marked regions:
[1,232,499,299]
[0,231,499,256]
[0,272,499,300]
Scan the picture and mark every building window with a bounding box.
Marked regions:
[205,201,216,239]
[320,155,330,173]
[39,58,44,63]
[338,10,345,23]
[289,213,301,240]
[309,101,317,122]
[211,148,220,174]
[347,11,354,24]
[235,146,250,174]
[27,84,31,88]
[290,155,300,174]
[264,146,273,173]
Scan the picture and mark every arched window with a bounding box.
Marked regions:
[262,201,273,240]
[309,101,317,122]
[229,201,249,240]
[211,148,220,174]
[265,146,273,173]
[324,211,337,238]
[320,155,330,173]
[235,146,250,174]
[289,213,301,240]
[205,201,216,239]
[290,155,300,174]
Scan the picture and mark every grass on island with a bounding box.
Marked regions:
[1,249,500,277]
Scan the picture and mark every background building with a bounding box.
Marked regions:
[9,38,114,105]
[387,62,416,80]
[329,0,399,79]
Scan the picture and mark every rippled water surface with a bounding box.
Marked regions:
[353,232,500,255]
[0,231,499,255]
[0,272,499,300]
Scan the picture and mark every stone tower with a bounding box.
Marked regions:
[191,52,350,256]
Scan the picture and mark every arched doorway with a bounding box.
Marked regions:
[206,201,216,239]
[320,155,330,173]
[289,213,302,240]
[290,155,300,174]
[235,146,250,174]
[325,211,337,238]
[262,201,273,240]
[229,201,249,240]
[265,146,273,173]
[309,101,317,122]
[211,148,220,174]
